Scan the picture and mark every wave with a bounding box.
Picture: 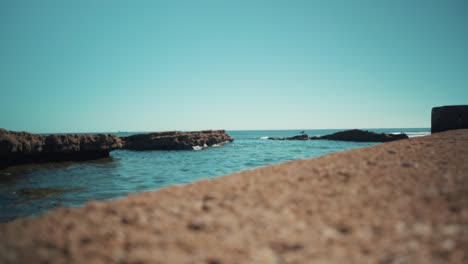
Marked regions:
[259,136,269,140]
[193,141,230,150]
[391,132,430,138]
[407,132,430,138]
[212,141,231,147]
[193,143,208,150]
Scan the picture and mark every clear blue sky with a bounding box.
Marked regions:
[1,0,467,133]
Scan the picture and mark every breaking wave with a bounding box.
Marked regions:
[392,132,430,138]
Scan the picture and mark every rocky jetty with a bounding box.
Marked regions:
[0,129,122,168]
[313,129,409,142]
[269,129,408,142]
[122,130,234,150]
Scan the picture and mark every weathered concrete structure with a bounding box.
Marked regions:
[432,105,468,133]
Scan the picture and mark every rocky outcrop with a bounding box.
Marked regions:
[268,134,309,140]
[432,105,468,133]
[0,129,122,168]
[122,130,234,150]
[268,129,408,142]
[313,129,408,142]
[0,129,234,167]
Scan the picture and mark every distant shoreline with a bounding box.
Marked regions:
[28,127,431,135]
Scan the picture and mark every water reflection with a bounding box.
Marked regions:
[17,187,86,200]
[0,157,117,183]
[0,157,119,222]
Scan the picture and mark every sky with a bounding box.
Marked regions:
[1,0,467,133]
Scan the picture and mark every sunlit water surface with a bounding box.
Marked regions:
[0,129,429,222]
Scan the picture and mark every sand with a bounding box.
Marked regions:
[1,129,467,263]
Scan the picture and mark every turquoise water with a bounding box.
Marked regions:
[0,128,429,222]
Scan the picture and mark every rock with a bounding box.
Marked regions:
[122,130,234,150]
[268,130,407,142]
[268,134,309,140]
[267,137,285,140]
[316,129,408,142]
[0,128,122,168]
[432,105,468,133]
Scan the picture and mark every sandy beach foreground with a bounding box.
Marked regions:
[1,130,467,263]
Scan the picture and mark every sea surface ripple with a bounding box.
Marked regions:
[0,128,429,222]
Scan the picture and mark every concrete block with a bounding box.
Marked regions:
[431,105,468,133]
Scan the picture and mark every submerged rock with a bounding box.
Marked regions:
[122,130,234,150]
[0,128,122,168]
[313,129,408,142]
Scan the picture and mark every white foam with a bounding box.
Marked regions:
[260,136,269,140]
[392,132,430,138]
[212,141,229,147]
[192,146,203,150]
[406,132,430,138]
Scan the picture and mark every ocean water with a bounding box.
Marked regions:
[0,128,429,222]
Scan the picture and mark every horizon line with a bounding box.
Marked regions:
[3,127,431,135]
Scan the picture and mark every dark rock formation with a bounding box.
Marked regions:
[268,130,408,142]
[0,129,122,168]
[432,105,468,133]
[314,129,408,142]
[122,130,234,150]
[268,134,309,140]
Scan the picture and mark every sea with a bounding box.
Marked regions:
[0,128,430,222]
